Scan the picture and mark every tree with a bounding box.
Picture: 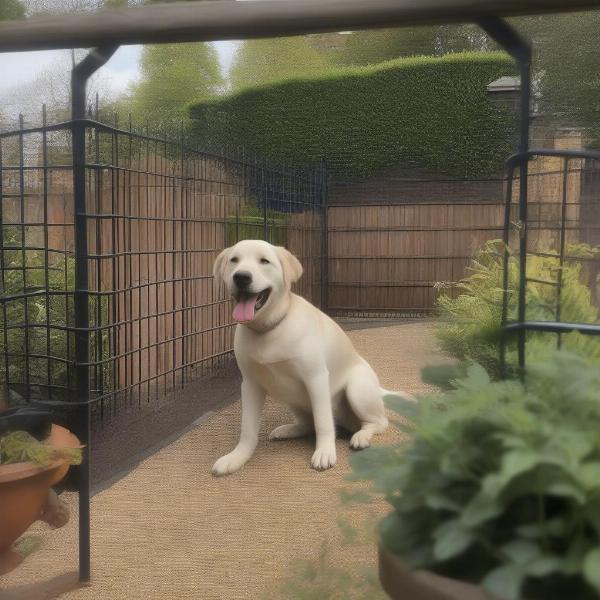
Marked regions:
[330,25,489,67]
[230,37,328,91]
[129,42,222,133]
[0,49,116,127]
[513,12,600,135]
[0,0,25,20]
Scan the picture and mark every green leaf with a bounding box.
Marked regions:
[546,481,586,504]
[525,555,562,577]
[583,548,600,593]
[576,462,600,490]
[420,364,466,390]
[500,540,540,565]
[502,450,540,480]
[383,394,418,420]
[517,518,565,540]
[432,519,474,561]
[424,493,461,512]
[560,538,590,575]
[457,362,491,389]
[349,447,397,479]
[462,491,503,527]
[482,564,524,600]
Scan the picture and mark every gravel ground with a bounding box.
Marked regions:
[1,319,445,600]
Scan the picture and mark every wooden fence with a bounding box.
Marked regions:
[327,201,506,316]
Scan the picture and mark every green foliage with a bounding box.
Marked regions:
[436,240,600,378]
[263,512,386,600]
[190,52,516,178]
[332,25,489,67]
[0,430,82,466]
[224,205,288,247]
[512,12,600,139]
[264,543,386,600]
[230,37,328,92]
[351,355,600,600]
[0,0,25,20]
[130,42,223,135]
[0,227,110,400]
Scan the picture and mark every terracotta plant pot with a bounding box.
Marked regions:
[378,542,500,600]
[0,424,81,575]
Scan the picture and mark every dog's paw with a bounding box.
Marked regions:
[350,430,371,450]
[311,445,337,471]
[269,423,313,441]
[211,452,247,476]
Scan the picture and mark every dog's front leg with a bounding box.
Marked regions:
[212,378,265,476]
[305,370,337,471]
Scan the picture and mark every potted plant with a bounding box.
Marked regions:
[350,351,600,600]
[0,406,83,575]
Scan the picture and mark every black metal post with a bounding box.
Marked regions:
[477,17,532,374]
[71,45,118,584]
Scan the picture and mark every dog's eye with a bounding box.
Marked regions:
[230,257,239,264]
[260,258,270,265]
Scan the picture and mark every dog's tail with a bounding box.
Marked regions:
[379,387,417,403]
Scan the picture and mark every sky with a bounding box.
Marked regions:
[0,40,239,96]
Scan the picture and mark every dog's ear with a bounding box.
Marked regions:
[213,247,230,289]
[276,246,303,288]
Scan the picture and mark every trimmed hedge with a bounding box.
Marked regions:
[225,215,287,247]
[189,52,516,178]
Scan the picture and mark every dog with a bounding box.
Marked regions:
[211,239,410,475]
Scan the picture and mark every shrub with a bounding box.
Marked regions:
[189,52,516,178]
[436,240,600,377]
[0,430,82,467]
[351,353,600,600]
[224,205,288,247]
[0,227,110,402]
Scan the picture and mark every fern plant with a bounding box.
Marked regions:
[0,430,82,467]
[436,240,600,377]
[350,352,600,600]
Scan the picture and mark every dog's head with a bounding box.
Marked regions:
[213,240,303,324]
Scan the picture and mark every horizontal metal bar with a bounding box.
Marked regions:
[3,351,72,364]
[504,321,600,336]
[329,255,475,260]
[329,281,439,287]
[0,0,596,53]
[329,226,504,233]
[0,289,71,303]
[507,148,600,168]
[526,276,560,287]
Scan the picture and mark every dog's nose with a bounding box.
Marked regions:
[233,271,252,289]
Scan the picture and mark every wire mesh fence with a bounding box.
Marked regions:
[0,110,326,430]
[501,149,600,372]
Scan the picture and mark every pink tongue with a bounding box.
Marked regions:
[232,295,258,322]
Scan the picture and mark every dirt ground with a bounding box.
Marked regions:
[1,319,445,600]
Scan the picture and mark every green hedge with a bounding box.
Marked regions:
[225,214,287,247]
[189,52,516,178]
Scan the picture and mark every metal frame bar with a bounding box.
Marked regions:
[0,0,598,53]
[476,17,532,375]
[500,148,600,371]
[72,45,119,584]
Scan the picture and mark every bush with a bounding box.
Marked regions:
[224,205,288,247]
[436,240,600,377]
[189,52,516,178]
[351,353,600,600]
[0,227,110,402]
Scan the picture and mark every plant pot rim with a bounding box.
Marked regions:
[0,424,82,485]
[378,540,500,600]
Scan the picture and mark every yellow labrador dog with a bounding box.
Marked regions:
[211,239,410,475]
